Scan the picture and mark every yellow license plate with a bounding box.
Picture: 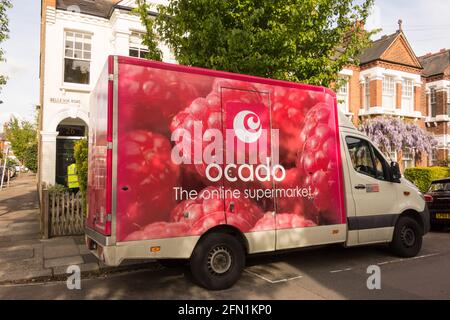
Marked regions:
[436,213,450,219]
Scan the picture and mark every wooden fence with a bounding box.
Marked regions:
[41,183,85,238]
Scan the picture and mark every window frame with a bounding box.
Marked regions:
[345,135,390,182]
[337,76,349,113]
[129,32,149,59]
[365,77,370,110]
[63,30,92,85]
[401,78,414,113]
[447,87,450,116]
[402,147,414,169]
[430,87,437,117]
[382,76,395,109]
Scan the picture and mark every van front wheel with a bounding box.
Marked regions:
[190,233,245,290]
[390,216,423,257]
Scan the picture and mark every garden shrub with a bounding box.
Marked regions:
[404,167,450,193]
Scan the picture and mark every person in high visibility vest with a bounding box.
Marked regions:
[67,163,79,189]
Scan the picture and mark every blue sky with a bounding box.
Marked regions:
[0,0,40,127]
[0,0,450,128]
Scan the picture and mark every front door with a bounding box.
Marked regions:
[55,138,76,186]
[344,135,398,243]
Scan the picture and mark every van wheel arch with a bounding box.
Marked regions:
[192,225,249,257]
[398,210,424,235]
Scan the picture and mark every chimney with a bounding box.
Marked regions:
[397,19,403,32]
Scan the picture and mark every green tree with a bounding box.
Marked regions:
[134,0,163,61]
[136,0,375,87]
[0,0,12,90]
[3,117,38,172]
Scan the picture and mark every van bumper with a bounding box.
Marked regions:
[420,206,430,235]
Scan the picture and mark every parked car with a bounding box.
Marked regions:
[425,178,450,230]
[0,166,14,182]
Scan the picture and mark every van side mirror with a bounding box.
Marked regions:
[390,162,401,182]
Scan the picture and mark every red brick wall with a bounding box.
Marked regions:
[396,82,402,109]
[381,36,421,68]
[348,66,361,121]
[370,80,382,107]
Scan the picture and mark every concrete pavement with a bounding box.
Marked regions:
[0,173,139,284]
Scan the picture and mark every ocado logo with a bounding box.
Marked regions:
[233,110,262,143]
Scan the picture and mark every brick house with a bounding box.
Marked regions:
[419,49,450,164]
[336,22,448,169]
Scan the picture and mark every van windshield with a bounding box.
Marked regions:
[429,182,450,192]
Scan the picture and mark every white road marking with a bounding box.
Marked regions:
[330,267,353,273]
[329,253,441,273]
[245,270,303,284]
[376,253,440,266]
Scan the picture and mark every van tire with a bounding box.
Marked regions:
[190,233,245,290]
[390,216,423,258]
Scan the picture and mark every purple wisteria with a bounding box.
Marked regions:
[358,117,438,160]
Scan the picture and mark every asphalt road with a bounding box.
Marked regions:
[1,230,450,300]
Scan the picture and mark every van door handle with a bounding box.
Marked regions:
[355,184,366,190]
[228,202,235,213]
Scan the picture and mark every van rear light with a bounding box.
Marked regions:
[424,194,433,202]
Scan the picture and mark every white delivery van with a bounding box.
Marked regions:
[86,56,429,290]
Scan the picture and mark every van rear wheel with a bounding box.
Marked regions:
[390,216,422,257]
[190,233,245,290]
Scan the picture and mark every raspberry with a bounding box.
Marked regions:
[251,212,316,231]
[170,79,270,187]
[124,221,190,241]
[119,64,210,135]
[253,84,326,165]
[116,214,140,242]
[170,186,264,234]
[117,130,180,235]
[274,168,306,216]
[296,103,342,224]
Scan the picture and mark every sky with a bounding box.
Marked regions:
[0,0,450,130]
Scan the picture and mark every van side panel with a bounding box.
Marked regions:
[87,58,112,235]
[113,57,346,253]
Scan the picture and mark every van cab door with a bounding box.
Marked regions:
[344,135,398,244]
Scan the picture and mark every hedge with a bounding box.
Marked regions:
[404,167,450,193]
[74,139,88,212]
